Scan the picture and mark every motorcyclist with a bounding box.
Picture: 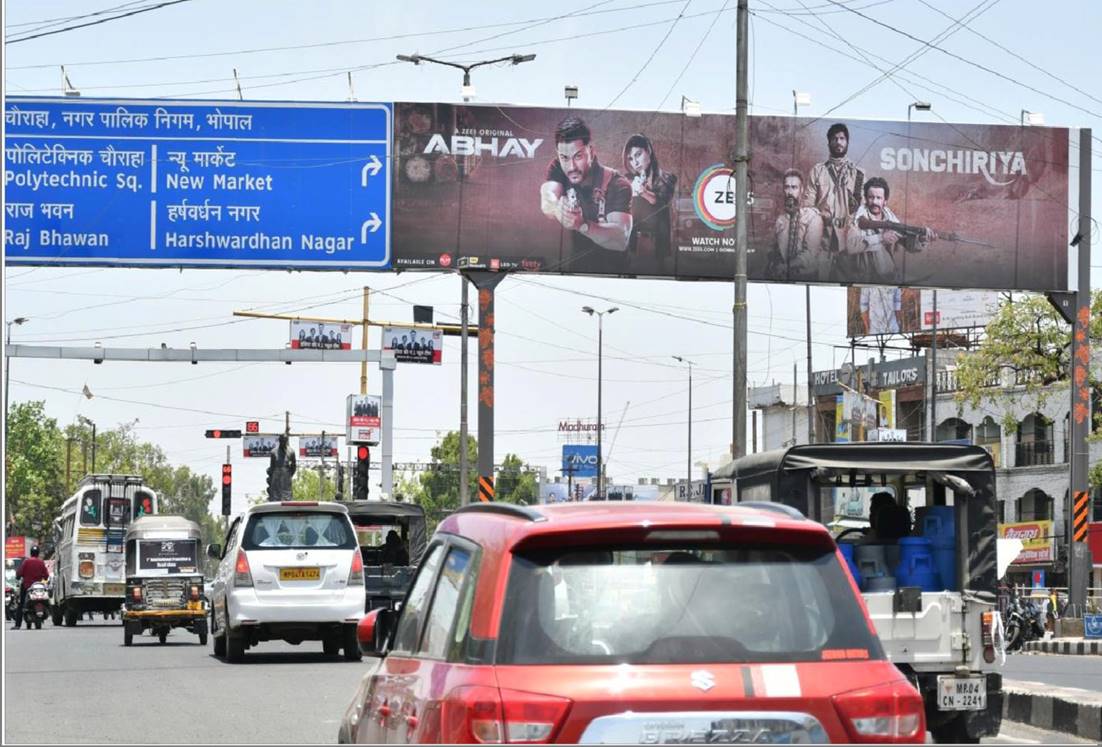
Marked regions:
[13,546,49,630]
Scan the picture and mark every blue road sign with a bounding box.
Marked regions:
[4,97,391,270]
[562,444,599,478]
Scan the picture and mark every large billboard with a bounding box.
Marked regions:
[4,97,391,269]
[391,103,1069,291]
[562,444,599,478]
[846,287,1003,336]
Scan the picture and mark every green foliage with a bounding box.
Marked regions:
[495,453,539,505]
[1090,461,1102,490]
[291,467,340,502]
[396,433,541,532]
[954,291,1102,434]
[5,401,65,541]
[5,401,226,573]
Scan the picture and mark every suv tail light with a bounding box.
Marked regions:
[234,549,254,587]
[442,685,571,744]
[348,550,364,586]
[832,679,925,743]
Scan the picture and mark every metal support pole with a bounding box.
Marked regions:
[929,290,938,441]
[1068,128,1093,615]
[459,275,470,505]
[3,324,10,418]
[91,422,97,473]
[793,362,798,444]
[471,272,506,501]
[806,286,815,443]
[360,287,370,395]
[687,363,693,496]
[381,357,395,499]
[732,0,750,460]
[65,438,73,490]
[597,316,604,501]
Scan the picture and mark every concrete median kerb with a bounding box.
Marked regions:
[1003,679,1102,741]
[1022,637,1102,655]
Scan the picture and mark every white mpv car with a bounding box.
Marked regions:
[207,501,365,662]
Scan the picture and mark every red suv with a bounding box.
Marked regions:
[338,501,924,744]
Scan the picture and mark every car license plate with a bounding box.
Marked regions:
[937,675,986,711]
[279,567,320,581]
[103,583,125,596]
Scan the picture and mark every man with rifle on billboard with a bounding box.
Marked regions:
[847,176,989,286]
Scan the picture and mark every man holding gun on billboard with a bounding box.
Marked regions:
[846,177,937,284]
[540,116,633,272]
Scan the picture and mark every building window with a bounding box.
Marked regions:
[936,417,972,443]
[1015,413,1054,466]
[1018,489,1053,521]
[997,499,1006,523]
[975,416,1002,467]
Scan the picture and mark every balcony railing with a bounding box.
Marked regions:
[1015,440,1059,467]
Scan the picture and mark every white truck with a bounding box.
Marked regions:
[713,443,1003,743]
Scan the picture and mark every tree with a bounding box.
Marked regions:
[954,291,1102,486]
[411,431,478,532]
[496,453,539,505]
[291,467,339,502]
[955,291,1102,433]
[5,401,65,541]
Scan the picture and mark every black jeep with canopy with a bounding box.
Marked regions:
[712,442,1002,743]
[344,501,427,612]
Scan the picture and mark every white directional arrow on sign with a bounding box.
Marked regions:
[360,213,382,243]
[360,154,383,186]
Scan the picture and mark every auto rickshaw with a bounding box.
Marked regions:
[121,515,208,646]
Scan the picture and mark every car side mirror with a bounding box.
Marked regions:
[358,607,397,657]
[206,543,221,559]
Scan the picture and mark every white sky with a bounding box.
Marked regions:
[4,0,1101,509]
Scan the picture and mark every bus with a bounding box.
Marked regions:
[51,474,159,626]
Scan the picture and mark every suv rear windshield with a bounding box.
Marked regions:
[497,544,883,665]
[241,512,356,551]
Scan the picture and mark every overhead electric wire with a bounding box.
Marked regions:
[6,0,159,39]
[7,0,198,44]
[819,0,1102,122]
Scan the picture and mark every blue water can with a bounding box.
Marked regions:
[895,537,941,592]
[838,542,863,589]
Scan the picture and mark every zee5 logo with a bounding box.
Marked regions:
[692,164,738,231]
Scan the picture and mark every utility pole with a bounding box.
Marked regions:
[929,291,938,442]
[459,276,470,505]
[1067,128,1093,615]
[360,288,370,395]
[732,0,750,460]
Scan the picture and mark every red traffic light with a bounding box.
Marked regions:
[245,421,259,433]
[222,464,232,485]
[206,429,242,439]
[357,445,369,461]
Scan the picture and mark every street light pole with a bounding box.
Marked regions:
[674,357,695,497]
[396,52,537,102]
[4,317,29,417]
[583,306,618,499]
[908,101,934,441]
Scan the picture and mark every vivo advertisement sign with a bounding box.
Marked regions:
[562,444,598,478]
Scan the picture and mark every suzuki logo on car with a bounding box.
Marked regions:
[690,670,715,692]
[296,552,308,560]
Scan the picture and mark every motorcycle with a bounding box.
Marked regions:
[4,584,18,621]
[1005,595,1047,651]
[22,581,51,630]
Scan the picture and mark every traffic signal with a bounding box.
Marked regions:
[245,421,260,433]
[221,464,232,516]
[353,445,370,501]
[206,429,242,439]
